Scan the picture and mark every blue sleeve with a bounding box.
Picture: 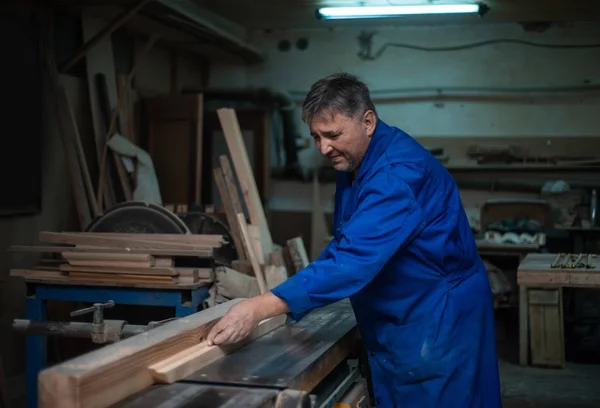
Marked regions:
[271,170,424,321]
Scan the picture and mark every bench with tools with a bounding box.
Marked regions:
[518,253,600,369]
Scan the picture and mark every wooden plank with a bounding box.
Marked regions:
[82,11,120,210]
[69,272,173,284]
[18,276,207,290]
[248,225,264,264]
[75,232,223,244]
[219,155,244,216]
[38,232,217,250]
[8,245,213,258]
[528,288,565,368]
[286,237,309,273]
[214,167,247,260]
[236,213,267,294]
[65,260,154,268]
[46,54,92,230]
[148,315,286,384]
[194,94,203,204]
[517,271,570,286]
[59,265,211,281]
[217,108,272,259]
[519,286,529,366]
[113,152,133,201]
[37,299,244,408]
[154,257,174,267]
[59,264,177,276]
[62,252,153,262]
[264,265,286,290]
[231,260,256,277]
[268,250,284,267]
[10,269,68,279]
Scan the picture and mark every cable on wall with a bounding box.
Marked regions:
[357,31,600,60]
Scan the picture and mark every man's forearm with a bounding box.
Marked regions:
[253,291,290,321]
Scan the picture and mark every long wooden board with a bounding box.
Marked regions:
[62,252,154,262]
[38,232,217,250]
[68,272,174,284]
[65,260,154,268]
[217,108,272,261]
[8,245,213,258]
[237,213,267,294]
[214,166,247,261]
[38,299,244,408]
[76,232,223,244]
[148,315,286,384]
[59,264,178,276]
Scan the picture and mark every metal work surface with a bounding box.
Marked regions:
[184,299,358,390]
[114,382,278,408]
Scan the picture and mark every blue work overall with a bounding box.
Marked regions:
[272,119,502,407]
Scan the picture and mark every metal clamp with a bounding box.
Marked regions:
[70,300,115,344]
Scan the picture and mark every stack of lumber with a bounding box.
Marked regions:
[9,232,223,288]
[212,108,310,296]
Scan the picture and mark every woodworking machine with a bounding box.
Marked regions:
[15,203,370,407]
[112,301,370,408]
[24,300,370,408]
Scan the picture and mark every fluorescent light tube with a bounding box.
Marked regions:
[317,4,481,19]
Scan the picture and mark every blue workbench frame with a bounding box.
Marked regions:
[25,282,209,408]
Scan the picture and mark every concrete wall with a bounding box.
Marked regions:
[0,72,84,392]
[207,21,600,215]
[249,21,600,166]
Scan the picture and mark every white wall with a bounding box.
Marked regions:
[246,22,599,142]
[207,21,600,211]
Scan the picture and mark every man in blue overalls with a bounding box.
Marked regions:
[207,73,502,407]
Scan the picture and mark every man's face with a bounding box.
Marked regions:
[309,110,377,172]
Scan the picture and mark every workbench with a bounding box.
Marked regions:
[23,278,210,408]
[110,300,363,408]
[517,253,600,368]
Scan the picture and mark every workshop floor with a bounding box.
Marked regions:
[499,360,600,407]
[496,308,600,408]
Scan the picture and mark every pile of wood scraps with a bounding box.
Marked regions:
[9,231,223,288]
[209,108,309,302]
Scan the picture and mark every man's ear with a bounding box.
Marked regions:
[363,110,377,137]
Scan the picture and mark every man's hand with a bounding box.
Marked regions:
[206,292,290,346]
[206,298,261,346]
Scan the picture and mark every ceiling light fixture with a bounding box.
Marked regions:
[316,4,482,20]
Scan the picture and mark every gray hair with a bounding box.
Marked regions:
[301,72,377,124]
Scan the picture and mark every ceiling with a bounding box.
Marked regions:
[198,0,600,31]
[51,0,600,64]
